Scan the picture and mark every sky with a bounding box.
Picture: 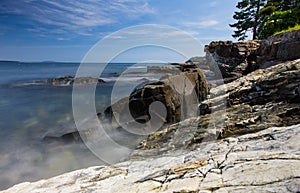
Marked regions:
[0,0,239,62]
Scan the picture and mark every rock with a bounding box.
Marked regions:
[147,65,181,74]
[206,29,300,82]
[3,124,300,192]
[137,59,300,152]
[169,62,197,72]
[47,76,105,86]
[129,81,181,124]
[42,131,82,143]
[205,40,260,81]
[258,29,300,64]
[210,59,300,106]
[103,59,299,154]
[104,68,208,125]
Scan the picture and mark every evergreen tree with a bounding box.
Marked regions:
[230,0,266,40]
[258,0,300,38]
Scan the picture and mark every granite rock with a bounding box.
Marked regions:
[3,124,299,193]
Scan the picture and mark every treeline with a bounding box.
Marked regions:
[230,0,300,40]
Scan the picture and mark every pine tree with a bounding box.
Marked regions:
[230,0,266,40]
[258,0,300,38]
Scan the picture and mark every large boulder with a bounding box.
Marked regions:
[104,68,208,126]
[129,81,181,123]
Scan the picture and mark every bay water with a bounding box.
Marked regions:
[0,61,163,190]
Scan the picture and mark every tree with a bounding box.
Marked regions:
[230,0,266,40]
[258,0,300,39]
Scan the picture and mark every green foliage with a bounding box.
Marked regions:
[259,5,276,16]
[258,1,300,39]
[258,10,297,38]
[274,24,300,35]
[230,0,300,40]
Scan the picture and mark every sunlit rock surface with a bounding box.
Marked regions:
[2,124,299,193]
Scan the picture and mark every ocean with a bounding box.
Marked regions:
[0,61,164,190]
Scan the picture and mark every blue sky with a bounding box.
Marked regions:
[0,0,239,62]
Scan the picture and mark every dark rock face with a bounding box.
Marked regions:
[205,40,260,80]
[47,76,105,86]
[43,131,82,143]
[206,29,300,82]
[258,29,300,64]
[104,67,208,126]
[138,59,300,151]
[129,81,181,123]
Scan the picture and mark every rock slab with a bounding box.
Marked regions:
[3,124,300,193]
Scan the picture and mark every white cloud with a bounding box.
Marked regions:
[107,35,124,39]
[166,30,199,36]
[184,20,219,28]
[0,0,155,36]
[119,27,198,37]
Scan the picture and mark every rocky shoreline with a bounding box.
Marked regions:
[4,124,299,192]
[2,30,300,192]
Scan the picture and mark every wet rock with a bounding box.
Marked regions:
[42,131,82,143]
[47,76,105,86]
[169,62,198,72]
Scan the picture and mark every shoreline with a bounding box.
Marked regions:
[2,29,300,192]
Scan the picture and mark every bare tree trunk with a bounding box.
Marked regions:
[253,0,261,40]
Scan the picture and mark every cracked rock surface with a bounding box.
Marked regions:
[2,124,300,193]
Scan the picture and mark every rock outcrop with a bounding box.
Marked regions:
[128,81,181,123]
[206,29,300,82]
[258,29,300,64]
[205,40,260,81]
[3,124,300,193]
[47,76,105,86]
[138,59,300,152]
[104,66,208,125]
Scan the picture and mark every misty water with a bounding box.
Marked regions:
[0,62,164,190]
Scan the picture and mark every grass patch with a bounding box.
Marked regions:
[274,24,300,35]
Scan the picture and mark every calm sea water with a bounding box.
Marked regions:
[0,61,163,190]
